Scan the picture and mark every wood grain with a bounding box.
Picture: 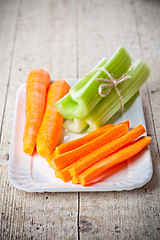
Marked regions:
[0,0,160,239]
[0,1,78,239]
[0,0,20,142]
[77,0,160,239]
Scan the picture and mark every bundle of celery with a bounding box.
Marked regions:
[56,47,150,133]
[56,47,131,119]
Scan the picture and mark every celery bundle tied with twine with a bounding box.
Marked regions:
[56,46,132,120]
[56,47,150,133]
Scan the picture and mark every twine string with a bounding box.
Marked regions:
[94,68,131,110]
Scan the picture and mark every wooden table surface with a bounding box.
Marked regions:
[0,0,160,239]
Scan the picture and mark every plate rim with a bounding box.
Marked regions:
[8,83,153,192]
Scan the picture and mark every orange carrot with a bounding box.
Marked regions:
[55,170,59,178]
[116,120,130,129]
[48,121,130,181]
[23,69,50,155]
[47,152,56,169]
[36,80,70,157]
[72,174,80,184]
[79,136,152,186]
[47,120,129,165]
[57,162,76,182]
[49,120,130,159]
[52,124,129,171]
[70,124,145,176]
[50,124,114,158]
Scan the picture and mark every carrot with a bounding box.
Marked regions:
[36,80,70,157]
[72,174,80,184]
[52,123,129,171]
[79,136,152,186]
[47,152,56,169]
[49,120,130,160]
[48,121,130,181]
[57,162,76,182]
[70,124,145,176]
[23,69,50,154]
[116,120,130,129]
[55,170,59,178]
[50,124,114,158]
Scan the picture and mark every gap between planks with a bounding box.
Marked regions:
[133,0,160,158]
[0,0,21,145]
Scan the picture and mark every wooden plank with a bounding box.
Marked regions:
[0,0,20,138]
[77,0,160,239]
[0,0,78,239]
[134,0,160,154]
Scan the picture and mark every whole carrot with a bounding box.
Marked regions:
[79,136,152,186]
[23,69,50,155]
[36,80,70,157]
[52,123,129,171]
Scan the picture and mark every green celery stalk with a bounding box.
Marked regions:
[56,46,132,119]
[55,93,78,120]
[86,60,150,132]
[70,57,107,100]
[63,119,88,133]
[56,57,107,119]
[70,46,132,118]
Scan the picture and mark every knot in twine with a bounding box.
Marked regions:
[95,68,131,111]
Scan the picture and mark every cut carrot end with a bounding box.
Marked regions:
[58,172,72,183]
[69,168,76,177]
[79,177,85,186]
[53,149,60,157]
[119,120,130,129]
[55,170,59,178]
[72,175,80,184]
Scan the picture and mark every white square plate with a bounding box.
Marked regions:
[8,79,153,192]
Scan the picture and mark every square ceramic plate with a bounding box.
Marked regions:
[8,79,153,192]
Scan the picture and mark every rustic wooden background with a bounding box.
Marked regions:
[0,0,160,239]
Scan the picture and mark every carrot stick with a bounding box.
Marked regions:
[52,124,129,171]
[57,164,84,183]
[55,170,59,178]
[36,80,70,157]
[48,120,130,160]
[48,121,130,180]
[47,152,56,169]
[23,69,50,155]
[79,136,152,186]
[70,124,145,176]
[116,120,130,129]
[47,120,129,164]
[51,124,114,157]
[72,174,80,184]
[57,162,76,182]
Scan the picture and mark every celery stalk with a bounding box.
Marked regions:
[56,57,107,119]
[70,57,107,100]
[63,119,88,133]
[86,60,150,132]
[55,93,78,120]
[70,46,131,118]
[56,46,132,119]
